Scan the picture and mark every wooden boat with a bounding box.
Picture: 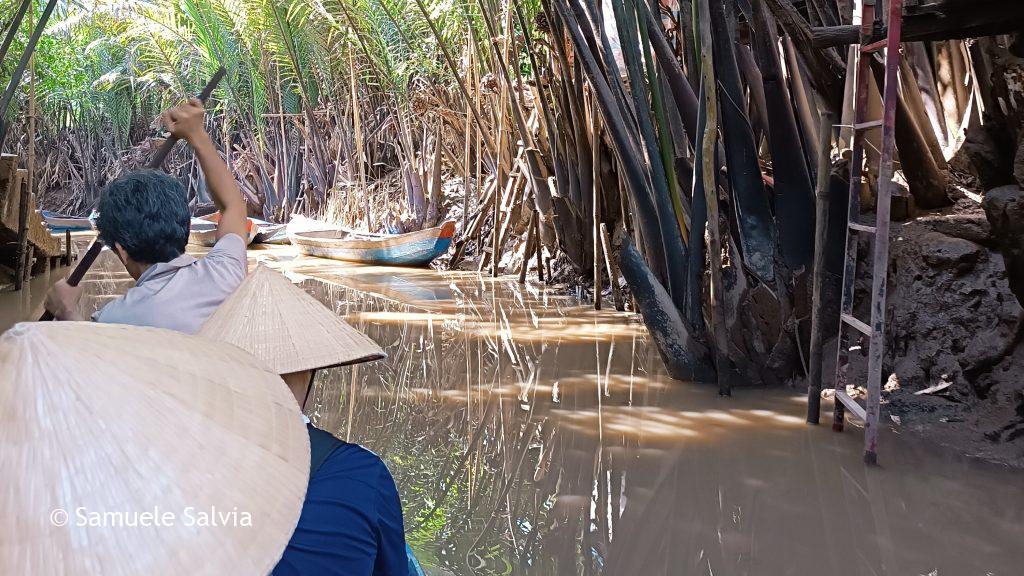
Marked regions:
[188,216,258,247]
[41,210,93,231]
[290,221,456,267]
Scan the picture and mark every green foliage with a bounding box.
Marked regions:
[4,0,536,149]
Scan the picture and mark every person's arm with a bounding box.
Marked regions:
[161,99,247,240]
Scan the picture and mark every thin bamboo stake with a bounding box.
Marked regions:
[519,208,537,284]
[590,88,602,310]
[14,3,37,291]
[25,1,36,277]
[807,111,834,424]
[491,54,511,277]
[14,171,28,291]
[462,31,474,233]
[534,207,545,282]
[349,48,369,228]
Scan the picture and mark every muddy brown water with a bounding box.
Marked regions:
[2,240,1022,575]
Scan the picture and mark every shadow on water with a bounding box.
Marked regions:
[5,241,1022,575]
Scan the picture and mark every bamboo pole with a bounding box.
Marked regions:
[519,208,537,284]
[462,31,474,234]
[807,111,834,424]
[15,4,37,291]
[349,48,369,227]
[14,171,28,291]
[591,87,602,310]
[535,208,545,283]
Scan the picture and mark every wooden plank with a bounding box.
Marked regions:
[0,161,60,262]
[811,4,1024,47]
[835,389,868,423]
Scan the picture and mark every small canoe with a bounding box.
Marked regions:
[189,216,258,247]
[290,221,456,267]
[41,210,93,232]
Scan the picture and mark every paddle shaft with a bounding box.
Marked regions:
[38,68,226,321]
[146,68,226,170]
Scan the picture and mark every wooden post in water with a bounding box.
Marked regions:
[591,88,603,310]
[23,245,34,284]
[14,3,37,291]
[25,7,36,280]
[600,223,625,311]
[808,111,835,424]
[519,209,537,284]
[534,210,544,283]
[14,171,29,291]
[462,31,473,235]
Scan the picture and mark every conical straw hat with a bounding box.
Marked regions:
[0,321,310,576]
[198,264,385,374]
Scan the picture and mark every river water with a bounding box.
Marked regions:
[3,240,1022,575]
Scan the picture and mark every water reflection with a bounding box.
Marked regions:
[7,241,1022,576]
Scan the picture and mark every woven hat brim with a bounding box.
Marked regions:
[199,265,386,374]
[0,321,309,576]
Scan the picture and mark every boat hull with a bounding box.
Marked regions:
[189,217,257,247]
[41,210,93,232]
[291,221,456,267]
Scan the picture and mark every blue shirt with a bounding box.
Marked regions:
[273,441,409,576]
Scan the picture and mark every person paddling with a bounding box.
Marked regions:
[43,99,248,332]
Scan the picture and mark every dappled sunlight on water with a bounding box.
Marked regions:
[6,239,1022,576]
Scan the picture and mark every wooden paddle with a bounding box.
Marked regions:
[39,68,226,322]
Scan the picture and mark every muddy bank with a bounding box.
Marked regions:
[825,195,1024,467]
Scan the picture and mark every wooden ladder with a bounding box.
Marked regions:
[832,0,905,465]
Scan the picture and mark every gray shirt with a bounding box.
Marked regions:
[92,233,248,334]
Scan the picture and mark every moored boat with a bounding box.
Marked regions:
[41,210,93,231]
[250,218,289,244]
[188,215,258,247]
[290,221,456,267]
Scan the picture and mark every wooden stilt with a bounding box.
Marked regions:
[14,172,29,291]
[519,209,537,284]
[591,88,602,311]
[23,245,34,284]
[534,211,544,283]
[65,229,72,264]
[808,111,835,424]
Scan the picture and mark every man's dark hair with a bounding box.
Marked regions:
[96,170,190,264]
